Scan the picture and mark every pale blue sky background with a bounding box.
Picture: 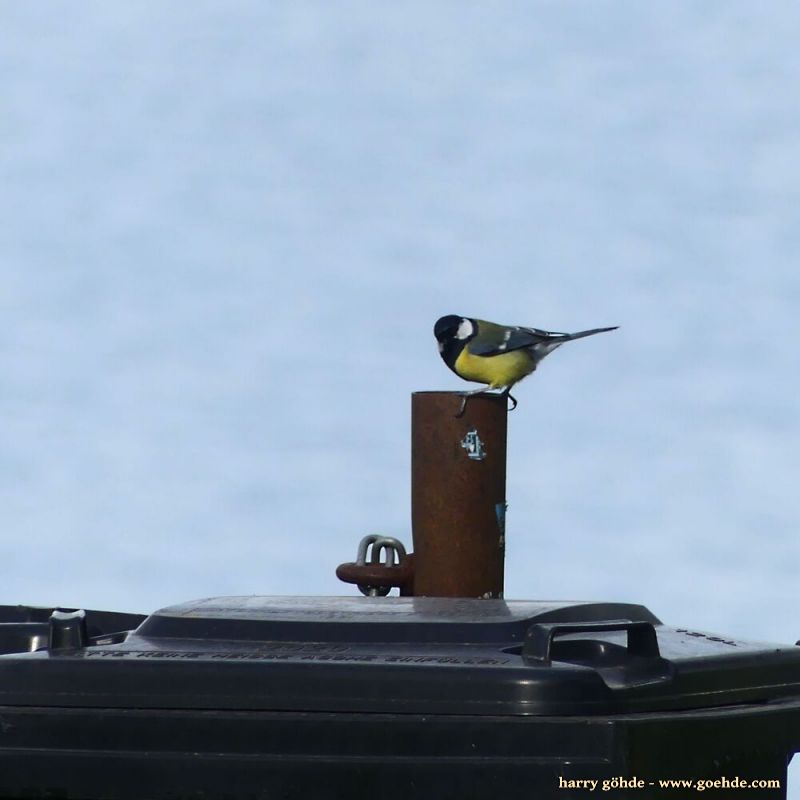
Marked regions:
[1,0,798,701]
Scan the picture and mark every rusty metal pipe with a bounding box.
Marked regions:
[411,391,507,598]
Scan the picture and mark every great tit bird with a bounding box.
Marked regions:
[434,315,618,413]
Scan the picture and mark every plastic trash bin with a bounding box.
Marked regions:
[0,596,797,799]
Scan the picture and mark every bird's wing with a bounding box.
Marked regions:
[467,323,568,357]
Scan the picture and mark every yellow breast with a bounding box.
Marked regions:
[454,348,535,389]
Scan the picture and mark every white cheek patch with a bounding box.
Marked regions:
[456,319,474,339]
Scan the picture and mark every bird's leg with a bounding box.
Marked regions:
[455,386,490,418]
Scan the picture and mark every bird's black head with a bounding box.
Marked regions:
[434,315,476,371]
[434,314,465,343]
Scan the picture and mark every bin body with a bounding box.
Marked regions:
[0,597,798,799]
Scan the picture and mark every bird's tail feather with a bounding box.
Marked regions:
[562,326,619,341]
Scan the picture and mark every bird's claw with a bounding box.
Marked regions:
[455,390,516,417]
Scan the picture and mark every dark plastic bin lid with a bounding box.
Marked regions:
[0,595,799,716]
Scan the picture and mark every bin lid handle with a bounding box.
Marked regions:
[523,619,660,665]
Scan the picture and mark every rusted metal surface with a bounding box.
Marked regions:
[411,391,507,598]
[336,535,415,596]
[335,555,415,596]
